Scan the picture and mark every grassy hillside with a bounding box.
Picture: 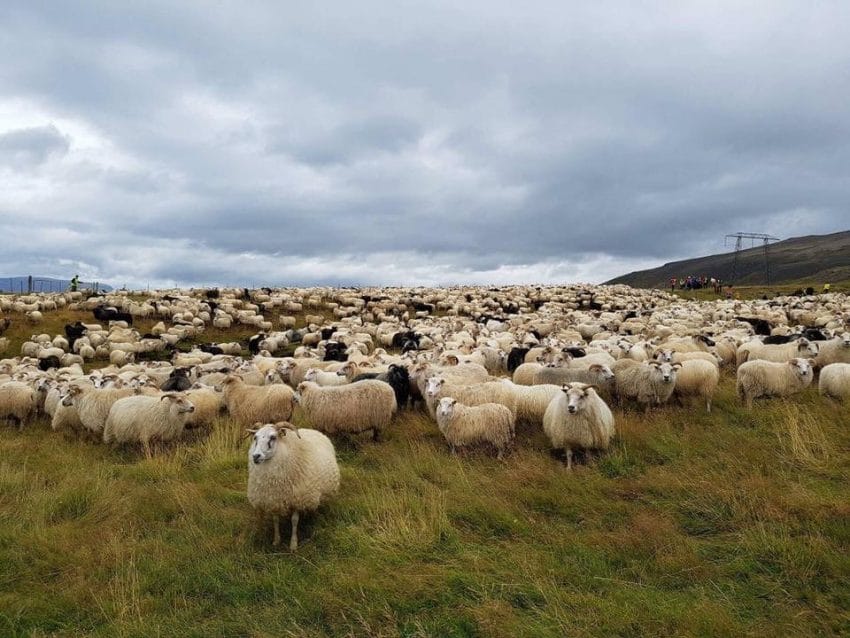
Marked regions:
[607,231,850,289]
[1,318,849,635]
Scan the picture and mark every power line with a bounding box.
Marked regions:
[724,232,780,285]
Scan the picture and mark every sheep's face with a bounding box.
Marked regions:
[841,332,850,348]
[655,349,674,363]
[797,339,819,357]
[651,362,678,384]
[304,368,319,382]
[562,384,592,414]
[437,397,456,419]
[790,358,813,378]
[425,376,445,398]
[249,424,279,464]
[591,365,615,382]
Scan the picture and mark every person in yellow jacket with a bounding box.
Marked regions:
[823,282,831,293]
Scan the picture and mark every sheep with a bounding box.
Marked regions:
[818,363,850,400]
[512,361,547,386]
[542,383,615,470]
[736,358,814,408]
[736,338,819,366]
[67,385,137,437]
[184,383,225,428]
[814,332,850,367]
[304,367,349,387]
[103,394,195,456]
[221,376,295,427]
[435,397,515,459]
[424,376,518,419]
[672,359,720,412]
[0,381,36,429]
[295,380,396,440]
[246,422,340,549]
[52,390,84,433]
[532,363,615,396]
[500,381,562,426]
[109,350,135,366]
[612,359,680,411]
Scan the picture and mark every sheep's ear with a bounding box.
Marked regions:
[584,385,598,394]
[808,358,816,367]
[561,384,569,393]
[672,363,683,369]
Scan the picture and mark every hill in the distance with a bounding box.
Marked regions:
[0,276,112,294]
[607,230,850,289]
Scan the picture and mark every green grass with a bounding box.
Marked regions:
[674,279,850,302]
[1,371,849,636]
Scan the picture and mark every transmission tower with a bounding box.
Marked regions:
[724,232,780,285]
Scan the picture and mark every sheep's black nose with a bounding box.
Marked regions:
[568,406,576,413]
[252,454,262,464]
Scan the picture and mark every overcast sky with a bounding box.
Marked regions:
[1,1,848,288]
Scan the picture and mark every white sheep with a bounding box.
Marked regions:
[103,394,195,456]
[814,332,850,367]
[295,380,396,440]
[736,357,814,408]
[424,376,518,419]
[66,385,137,437]
[221,376,295,427]
[435,397,515,459]
[499,380,562,426]
[819,363,850,400]
[0,381,36,429]
[736,338,818,366]
[672,359,720,412]
[542,383,615,470]
[303,367,349,387]
[612,359,680,411]
[247,422,340,550]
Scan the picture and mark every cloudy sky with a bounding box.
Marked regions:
[1,1,848,288]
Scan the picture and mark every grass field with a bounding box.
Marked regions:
[1,357,849,635]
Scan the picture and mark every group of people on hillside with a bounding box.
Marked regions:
[670,275,723,294]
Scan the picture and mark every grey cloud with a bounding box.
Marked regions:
[0,124,70,167]
[0,1,848,287]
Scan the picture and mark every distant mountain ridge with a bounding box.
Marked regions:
[606,231,850,289]
[0,276,112,293]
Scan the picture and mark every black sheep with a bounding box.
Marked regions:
[562,346,586,358]
[38,356,62,371]
[205,288,220,299]
[64,321,87,349]
[762,334,794,344]
[198,343,224,355]
[161,368,192,392]
[802,328,830,341]
[735,317,772,336]
[320,327,335,341]
[323,342,347,362]
[248,333,265,355]
[507,347,530,373]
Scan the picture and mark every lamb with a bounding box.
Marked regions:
[247,422,340,550]
[304,367,349,387]
[672,359,720,412]
[818,363,850,400]
[0,381,36,429]
[295,380,396,440]
[103,394,195,456]
[612,359,680,410]
[542,383,615,470]
[736,357,814,408]
[435,397,515,459]
[221,376,295,427]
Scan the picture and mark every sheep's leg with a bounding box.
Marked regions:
[142,440,152,459]
[272,514,281,546]
[289,511,300,551]
[706,397,712,412]
[565,448,573,471]
[372,427,381,442]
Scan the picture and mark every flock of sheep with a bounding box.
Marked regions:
[1,283,849,550]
